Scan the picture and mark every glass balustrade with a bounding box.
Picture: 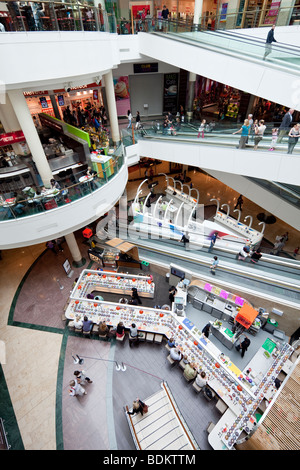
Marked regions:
[0,3,299,35]
[0,145,124,221]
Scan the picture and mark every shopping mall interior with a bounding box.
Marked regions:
[0,0,300,454]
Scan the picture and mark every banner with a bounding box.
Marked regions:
[113,76,130,117]
[0,130,26,147]
[220,2,228,22]
[163,73,178,115]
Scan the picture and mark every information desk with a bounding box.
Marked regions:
[72,269,155,299]
[66,273,294,450]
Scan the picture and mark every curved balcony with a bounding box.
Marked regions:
[0,147,127,249]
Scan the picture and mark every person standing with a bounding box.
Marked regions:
[127,109,132,129]
[235,335,251,358]
[234,195,243,211]
[127,398,147,416]
[168,285,177,304]
[74,369,93,384]
[46,240,57,256]
[180,231,190,248]
[135,111,141,129]
[263,24,277,60]
[287,123,300,154]
[210,256,219,275]
[233,119,250,149]
[208,231,218,252]
[161,5,169,32]
[269,127,278,151]
[202,323,211,338]
[131,287,142,305]
[250,248,262,264]
[277,109,294,143]
[253,120,266,150]
[69,379,87,396]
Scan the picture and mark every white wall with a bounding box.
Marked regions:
[206,169,300,231]
[138,138,300,185]
[138,31,300,110]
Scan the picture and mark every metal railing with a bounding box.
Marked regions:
[0,1,116,33]
[0,145,124,221]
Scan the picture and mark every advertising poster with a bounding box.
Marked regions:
[113,76,130,117]
[220,2,228,22]
[163,73,178,114]
[39,96,48,108]
[264,0,281,25]
[57,95,64,106]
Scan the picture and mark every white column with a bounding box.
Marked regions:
[193,0,203,28]
[0,94,26,155]
[65,232,86,268]
[103,70,120,144]
[7,89,53,187]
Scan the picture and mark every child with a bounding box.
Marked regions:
[293,247,299,258]
[269,128,278,151]
[198,119,206,138]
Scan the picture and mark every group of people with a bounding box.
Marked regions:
[69,369,93,397]
[233,108,299,154]
[63,103,108,131]
[162,112,181,135]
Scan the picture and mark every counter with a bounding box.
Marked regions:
[65,268,294,450]
[72,269,155,299]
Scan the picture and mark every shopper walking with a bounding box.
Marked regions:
[233,119,250,149]
[287,123,300,154]
[250,248,262,264]
[210,256,219,275]
[74,369,93,384]
[202,323,211,338]
[127,398,148,416]
[69,379,87,396]
[197,119,206,138]
[208,231,218,252]
[127,109,132,129]
[46,240,57,256]
[131,287,142,305]
[263,24,277,60]
[180,231,190,248]
[277,109,294,143]
[269,127,278,151]
[234,195,243,211]
[135,111,141,129]
[253,120,266,150]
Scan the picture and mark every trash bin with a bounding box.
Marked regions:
[141,260,150,272]
[166,272,170,283]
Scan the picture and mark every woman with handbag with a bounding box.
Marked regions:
[287,123,300,154]
[127,398,148,416]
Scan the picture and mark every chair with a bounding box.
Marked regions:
[165,343,171,352]
[154,334,163,344]
[137,331,146,342]
[82,329,91,337]
[215,399,228,414]
[129,334,139,347]
[179,359,186,370]
[206,422,215,434]
[146,332,154,342]
[92,324,99,336]
[203,386,215,401]
[68,321,75,331]
[116,333,125,342]
[167,354,177,366]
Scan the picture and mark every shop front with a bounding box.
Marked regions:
[24,83,104,129]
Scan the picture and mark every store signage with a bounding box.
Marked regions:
[163,73,178,114]
[57,95,65,106]
[39,97,48,108]
[24,90,49,96]
[133,63,158,74]
[39,113,64,132]
[0,130,25,147]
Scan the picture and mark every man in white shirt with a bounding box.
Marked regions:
[170,347,182,362]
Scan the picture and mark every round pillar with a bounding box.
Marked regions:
[0,93,26,155]
[103,70,120,144]
[7,89,53,187]
[65,232,86,268]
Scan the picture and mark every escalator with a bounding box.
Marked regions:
[126,232,300,308]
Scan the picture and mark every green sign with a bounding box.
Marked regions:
[262,338,276,353]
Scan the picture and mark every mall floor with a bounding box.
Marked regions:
[0,165,298,451]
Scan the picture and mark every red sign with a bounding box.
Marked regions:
[0,130,26,147]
